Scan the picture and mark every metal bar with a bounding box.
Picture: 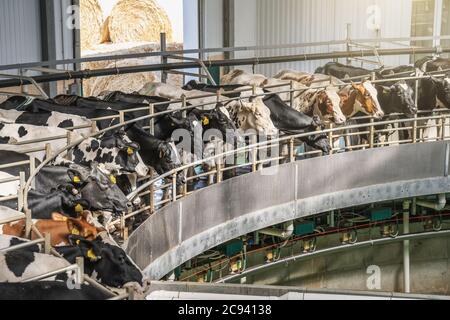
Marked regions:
[2,47,450,89]
[0,238,45,254]
[403,201,411,293]
[161,33,168,84]
[217,229,450,283]
[21,264,79,283]
[2,35,450,72]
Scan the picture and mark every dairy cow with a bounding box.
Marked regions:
[56,235,143,288]
[0,123,82,161]
[35,163,130,214]
[0,109,95,137]
[20,99,120,131]
[0,212,104,246]
[2,185,90,219]
[71,130,149,178]
[0,234,142,288]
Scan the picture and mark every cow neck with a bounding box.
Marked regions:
[340,89,358,117]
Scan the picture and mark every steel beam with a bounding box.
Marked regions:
[0,46,449,89]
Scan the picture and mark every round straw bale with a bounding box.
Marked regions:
[80,0,104,50]
[107,0,173,43]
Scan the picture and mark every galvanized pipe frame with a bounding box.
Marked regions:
[11,71,450,212]
[1,34,450,74]
[0,71,446,248]
[179,211,450,283]
[120,112,450,231]
[216,228,450,284]
[1,46,450,89]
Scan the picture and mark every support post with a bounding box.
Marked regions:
[149,104,155,135]
[369,118,375,148]
[328,123,334,155]
[161,33,168,83]
[403,200,411,293]
[44,233,51,254]
[172,173,177,202]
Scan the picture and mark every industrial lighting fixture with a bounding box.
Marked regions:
[423,215,442,232]
[340,229,357,244]
[380,223,399,238]
[230,259,243,274]
[302,238,317,253]
[265,250,274,263]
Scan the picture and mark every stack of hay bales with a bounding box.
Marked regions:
[80,0,104,50]
[80,0,178,96]
[104,0,173,44]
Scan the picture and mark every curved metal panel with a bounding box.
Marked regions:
[126,142,450,280]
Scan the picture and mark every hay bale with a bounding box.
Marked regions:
[80,0,104,50]
[100,16,111,43]
[86,59,159,97]
[107,0,173,44]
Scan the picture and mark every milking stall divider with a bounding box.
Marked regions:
[2,32,450,298]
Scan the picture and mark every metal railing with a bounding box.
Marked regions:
[2,71,450,297]
[1,71,448,238]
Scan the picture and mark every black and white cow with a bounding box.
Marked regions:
[56,235,143,288]
[81,92,201,145]
[315,62,381,79]
[35,163,130,214]
[125,124,185,184]
[0,282,110,300]
[262,94,331,154]
[0,234,143,288]
[0,150,33,198]
[0,123,82,161]
[0,96,33,110]
[2,184,90,219]
[0,109,95,137]
[20,99,120,131]
[0,236,71,283]
[71,130,149,178]
[415,56,450,73]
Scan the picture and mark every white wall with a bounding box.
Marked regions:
[230,0,413,76]
[0,0,42,68]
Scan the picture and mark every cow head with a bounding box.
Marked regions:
[62,235,143,288]
[316,89,346,125]
[157,141,185,185]
[74,131,149,178]
[53,184,91,218]
[51,212,104,242]
[378,82,417,116]
[67,165,130,214]
[199,104,239,144]
[352,81,384,119]
[432,74,450,108]
[304,133,332,155]
[234,99,278,136]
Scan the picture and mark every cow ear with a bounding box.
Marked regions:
[52,213,69,222]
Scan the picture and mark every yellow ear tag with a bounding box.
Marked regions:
[76,240,81,245]
[110,175,117,184]
[73,176,81,184]
[202,116,209,126]
[87,248,99,262]
[127,147,134,155]
[74,204,83,213]
[71,228,80,236]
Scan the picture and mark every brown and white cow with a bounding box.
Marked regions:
[272,71,346,124]
[0,211,104,247]
[339,81,385,119]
